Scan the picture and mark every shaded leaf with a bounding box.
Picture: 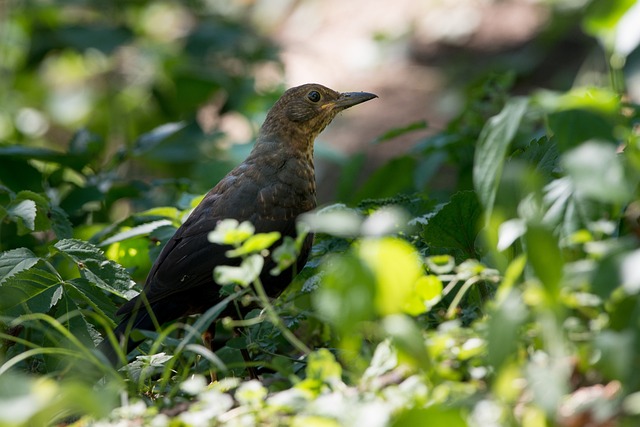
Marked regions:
[473,97,529,219]
[374,121,428,144]
[0,266,61,311]
[0,248,40,284]
[422,191,482,257]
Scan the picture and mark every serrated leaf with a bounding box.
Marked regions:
[422,191,482,257]
[49,205,73,239]
[52,239,134,298]
[511,137,559,179]
[473,97,529,220]
[0,266,62,311]
[0,248,40,284]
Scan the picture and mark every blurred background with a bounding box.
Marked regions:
[1,0,638,219]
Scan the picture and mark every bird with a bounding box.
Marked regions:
[99,83,377,365]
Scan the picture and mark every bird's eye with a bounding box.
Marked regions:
[307,90,321,102]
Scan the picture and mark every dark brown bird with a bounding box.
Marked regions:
[100,83,377,364]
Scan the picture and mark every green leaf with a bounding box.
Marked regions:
[383,314,431,370]
[213,254,264,286]
[562,141,633,204]
[473,97,529,219]
[208,219,255,245]
[0,266,62,311]
[52,239,134,298]
[49,206,73,239]
[548,110,616,151]
[314,252,376,334]
[525,223,563,299]
[6,199,36,234]
[225,231,281,258]
[422,191,481,257]
[270,236,297,275]
[0,248,40,284]
[353,156,417,203]
[487,289,527,372]
[583,0,636,50]
[392,406,466,427]
[373,120,428,144]
[99,219,173,246]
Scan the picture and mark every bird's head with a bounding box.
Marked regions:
[258,83,377,153]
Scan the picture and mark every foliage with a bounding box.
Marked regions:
[2,1,640,426]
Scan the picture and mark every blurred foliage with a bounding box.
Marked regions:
[2,0,640,426]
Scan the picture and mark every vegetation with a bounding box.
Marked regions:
[1,1,640,426]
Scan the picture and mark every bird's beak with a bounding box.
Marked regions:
[334,91,378,110]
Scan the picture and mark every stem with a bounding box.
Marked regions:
[252,277,311,355]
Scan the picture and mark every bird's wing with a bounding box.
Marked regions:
[117,172,307,316]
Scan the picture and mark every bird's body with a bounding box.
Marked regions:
[101,84,376,364]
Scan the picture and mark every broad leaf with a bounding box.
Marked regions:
[473,96,529,220]
[422,191,482,258]
[0,267,62,311]
[52,239,134,298]
[0,248,40,284]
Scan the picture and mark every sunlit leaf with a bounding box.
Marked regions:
[208,219,255,245]
[358,237,423,316]
[52,239,134,298]
[226,231,281,257]
[213,254,264,286]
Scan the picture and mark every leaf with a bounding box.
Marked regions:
[583,0,636,50]
[208,219,255,245]
[0,267,62,311]
[314,252,376,334]
[14,191,52,232]
[213,254,264,286]
[270,236,297,275]
[487,289,527,372]
[473,97,529,220]
[548,110,616,151]
[383,314,431,370]
[353,156,417,203]
[562,141,633,204]
[225,232,281,258]
[525,223,563,299]
[392,406,466,427]
[52,239,134,298]
[0,248,40,284]
[99,219,173,246]
[358,237,424,316]
[511,137,560,180]
[373,120,428,143]
[6,199,37,234]
[49,205,73,239]
[422,191,482,257]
